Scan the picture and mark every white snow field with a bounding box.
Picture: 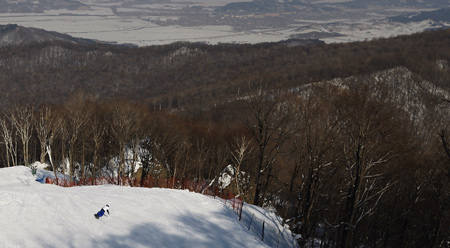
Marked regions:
[0,1,447,46]
[0,13,293,46]
[0,166,297,248]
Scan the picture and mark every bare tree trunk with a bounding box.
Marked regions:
[34,104,56,164]
[0,118,14,167]
[47,145,58,181]
[231,135,254,196]
[9,104,34,166]
[69,138,76,183]
[81,139,86,182]
[118,141,125,185]
[64,93,96,183]
[130,137,140,186]
[61,135,66,180]
[244,80,292,206]
[196,138,208,183]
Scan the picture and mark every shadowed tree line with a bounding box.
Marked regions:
[1,77,449,247]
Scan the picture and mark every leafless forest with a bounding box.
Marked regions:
[0,29,449,247]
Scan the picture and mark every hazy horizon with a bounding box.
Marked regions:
[0,0,448,46]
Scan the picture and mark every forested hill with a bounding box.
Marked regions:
[0,27,449,115]
[0,26,449,247]
[0,24,98,47]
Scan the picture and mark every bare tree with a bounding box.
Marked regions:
[332,82,407,248]
[63,92,96,182]
[128,105,151,185]
[9,103,34,166]
[108,101,143,185]
[34,103,63,180]
[244,80,292,206]
[169,134,192,188]
[143,113,180,186]
[34,104,58,164]
[58,117,68,179]
[171,140,188,188]
[288,84,341,246]
[195,137,209,183]
[230,135,254,196]
[0,115,17,167]
[90,106,106,183]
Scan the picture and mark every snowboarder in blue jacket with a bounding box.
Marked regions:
[94,204,110,219]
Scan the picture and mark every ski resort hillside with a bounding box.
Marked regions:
[0,166,298,248]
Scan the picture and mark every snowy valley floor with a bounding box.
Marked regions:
[0,166,297,248]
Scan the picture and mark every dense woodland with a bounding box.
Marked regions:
[0,29,449,247]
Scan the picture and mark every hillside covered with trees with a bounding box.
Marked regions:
[0,27,449,247]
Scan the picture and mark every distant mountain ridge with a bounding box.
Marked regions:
[389,8,450,24]
[215,0,330,14]
[0,0,89,13]
[339,0,449,8]
[214,0,449,15]
[0,24,98,47]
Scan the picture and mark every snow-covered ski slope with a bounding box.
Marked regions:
[0,166,296,248]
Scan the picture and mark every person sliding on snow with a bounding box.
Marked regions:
[94,204,110,219]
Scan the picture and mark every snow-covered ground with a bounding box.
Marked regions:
[0,1,447,46]
[0,13,295,46]
[0,166,297,248]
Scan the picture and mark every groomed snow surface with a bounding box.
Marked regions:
[0,166,298,248]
